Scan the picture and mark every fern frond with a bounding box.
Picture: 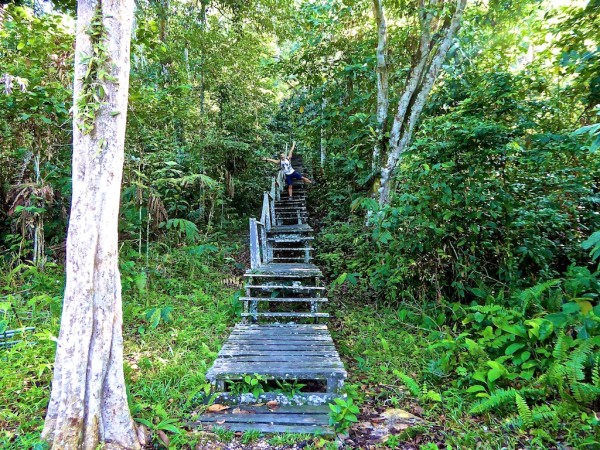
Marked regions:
[552,332,573,361]
[530,404,557,427]
[393,370,421,397]
[515,394,533,429]
[593,355,600,387]
[562,340,593,391]
[470,388,517,414]
[469,388,544,415]
[571,382,600,404]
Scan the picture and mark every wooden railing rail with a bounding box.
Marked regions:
[250,170,286,269]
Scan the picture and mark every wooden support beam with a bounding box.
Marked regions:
[249,218,260,269]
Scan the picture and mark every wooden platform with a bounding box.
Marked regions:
[193,404,332,435]
[270,224,313,233]
[206,324,346,392]
[245,262,322,277]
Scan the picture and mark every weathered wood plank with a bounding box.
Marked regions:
[238,297,328,303]
[198,413,328,425]
[215,405,328,414]
[249,218,260,269]
[227,335,333,342]
[231,326,329,336]
[220,349,336,355]
[195,422,331,435]
[218,355,338,362]
[240,312,329,319]
[208,366,345,378]
[245,285,324,291]
[234,324,328,330]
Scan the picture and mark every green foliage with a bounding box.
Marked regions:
[582,230,600,263]
[274,379,306,400]
[141,305,174,331]
[240,430,262,444]
[227,374,267,399]
[328,397,359,433]
[162,218,200,243]
[76,3,113,134]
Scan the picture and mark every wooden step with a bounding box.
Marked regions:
[268,236,314,242]
[271,257,311,261]
[241,312,329,319]
[244,273,320,279]
[206,324,346,392]
[245,262,320,274]
[245,285,325,291]
[272,247,314,251]
[240,297,327,303]
[193,404,332,435]
[269,224,313,233]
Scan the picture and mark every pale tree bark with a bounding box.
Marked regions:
[372,0,389,173]
[378,0,467,206]
[42,0,140,449]
[320,96,327,166]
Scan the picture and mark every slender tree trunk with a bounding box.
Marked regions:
[320,96,327,166]
[199,0,208,115]
[372,0,389,173]
[378,0,467,206]
[42,0,140,449]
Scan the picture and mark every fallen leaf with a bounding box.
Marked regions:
[157,430,170,448]
[411,405,424,416]
[207,404,229,413]
[216,420,226,425]
[136,423,149,446]
[266,400,279,410]
[232,408,251,414]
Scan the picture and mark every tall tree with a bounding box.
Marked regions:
[372,0,389,173]
[378,0,467,205]
[42,0,140,448]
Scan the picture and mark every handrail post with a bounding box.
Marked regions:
[260,222,268,265]
[269,179,276,231]
[249,218,260,269]
[263,192,271,231]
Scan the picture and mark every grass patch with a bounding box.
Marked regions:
[0,236,243,449]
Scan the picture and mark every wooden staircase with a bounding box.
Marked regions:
[197,155,346,435]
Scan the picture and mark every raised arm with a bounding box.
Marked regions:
[262,157,279,164]
[288,141,296,159]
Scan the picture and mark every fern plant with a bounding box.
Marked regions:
[393,370,442,403]
[541,334,600,405]
[515,394,533,428]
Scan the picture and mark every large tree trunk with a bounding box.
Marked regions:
[42,0,139,449]
[378,0,467,206]
[372,0,389,173]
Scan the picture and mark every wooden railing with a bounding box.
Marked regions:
[249,171,283,269]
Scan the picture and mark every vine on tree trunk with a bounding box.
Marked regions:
[76,2,114,136]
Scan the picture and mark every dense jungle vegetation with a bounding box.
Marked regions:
[1,0,599,448]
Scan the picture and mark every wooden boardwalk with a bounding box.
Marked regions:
[199,155,346,434]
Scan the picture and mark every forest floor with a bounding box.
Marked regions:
[0,229,585,449]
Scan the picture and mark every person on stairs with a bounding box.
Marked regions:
[262,141,312,198]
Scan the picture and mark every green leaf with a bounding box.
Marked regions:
[466,385,487,393]
[505,343,525,355]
